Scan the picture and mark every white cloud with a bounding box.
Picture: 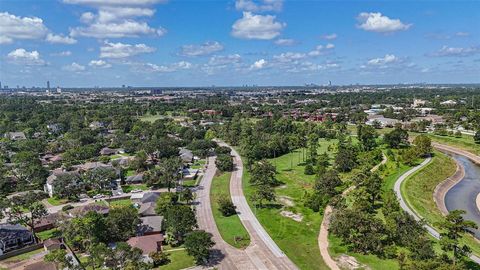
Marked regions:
[455,32,470,37]
[46,33,77,44]
[357,12,411,33]
[80,12,96,23]
[430,45,479,57]
[140,61,193,73]
[250,59,267,70]
[235,0,283,12]
[89,59,112,68]
[51,51,72,56]
[273,52,306,62]
[308,44,334,56]
[97,7,155,23]
[179,41,224,57]
[208,54,242,66]
[100,41,156,58]
[232,12,285,40]
[367,54,399,65]
[63,0,165,6]
[71,20,166,38]
[321,33,337,40]
[274,38,296,46]
[7,48,45,65]
[0,12,48,44]
[63,62,86,72]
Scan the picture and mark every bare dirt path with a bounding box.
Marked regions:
[318,153,387,270]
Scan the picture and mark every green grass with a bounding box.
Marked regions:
[427,133,480,156]
[182,179,197,187]
[158,248,196,270]
[110,153,130,160]
[122,184,148,193]
[125,169,136,177]
[240,139,337,270]
[109,198,133,207]
[3,248,44,262]
[328,234,399,270]
[37,228,61,241]
[401,150,480,256]
[211,172,250,249]
[139,113,164,123]
[47,197,69,206]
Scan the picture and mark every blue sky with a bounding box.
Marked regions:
[0,0,479,87]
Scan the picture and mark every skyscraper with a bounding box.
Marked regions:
[47,81,50,90]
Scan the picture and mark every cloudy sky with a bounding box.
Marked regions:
[0,0,479,87]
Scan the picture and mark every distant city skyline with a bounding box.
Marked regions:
[0,0,479,87]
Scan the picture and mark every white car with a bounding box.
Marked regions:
[130,189,143,193]
[92,194,105,199]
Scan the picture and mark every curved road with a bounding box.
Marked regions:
[196,146,298,269]
[393,151,480,264]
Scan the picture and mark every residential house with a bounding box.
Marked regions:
[68,204,110,217]
[35,212,67,232]
[141,192,160,204]
[182,168,199,180]
[43,238,65,251]
[138,216,164,235]
[138,202,156,217]
[44,170,80,197]
[100,147,119,156]
[127,234,164,255]
[89,121,106,130]
[179,148,194,164]
[5,132,26,141]
[0,224,35,255]
[126,173,144,184]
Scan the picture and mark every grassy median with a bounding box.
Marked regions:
[241,140,336,270]
[210,172,250,249]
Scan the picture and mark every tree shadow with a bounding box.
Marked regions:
[205,248,226,267]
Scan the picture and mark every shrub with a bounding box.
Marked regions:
[304,164,315,175]
[217,196,237,216]
[62,204,74,211]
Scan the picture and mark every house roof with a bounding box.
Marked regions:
[0,223,32,242]
[69,204,109,217]
[43,238,63,249]
[127,234,164,255]
[141,192,160,204]
[126,173,143,183]
[100,147,118,155]
[138,202,156,216]
[139,216,163,234]
[46,171,80,185]
[72,162,112,171]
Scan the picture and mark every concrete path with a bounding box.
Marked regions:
[318,153,387,270]
[393,153,480,264]
[195,151,298,270]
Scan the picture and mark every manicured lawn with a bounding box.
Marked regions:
[139,113,165,123]
[182,179,197,187]
[211,172,250,249]
[329,234,399,270]
[125,169,136,177]
[122,184,148,193]
[109,198,133,207]
[37,228,61,241]
[427,133,480,156]
[3,248,44,262]
[47,197,69,206]
[158,248,196,270]
[401,150,480,256]
[240,139,337,270]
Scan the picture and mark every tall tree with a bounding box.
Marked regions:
[184,230,215,265]
[439,210,477,265]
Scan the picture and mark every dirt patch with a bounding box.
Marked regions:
[280,210,303,222]
[278,196,295,207]
[336,254,368,270]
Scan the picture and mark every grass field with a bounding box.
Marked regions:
[427,133,480,156]
[210,172,250,249]
[3,248,44,262]
[159,248,196,270]
[109,198,133,207]
[122,184,148,193]
[37,228,61,241]
[240,139,337,270]
[401,150,480,256]
[46,197,69,206]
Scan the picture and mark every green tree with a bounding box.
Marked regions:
[45,249,73,269]
[164,204,197,245]
[439,210,478,265]
[184,230,215,265]
[413,135,432,157]
[106,205,140,241]
[249,160,277,186]
[357,124,378,151]
[61,211,108,251]
[251,184,276,208]
[384,127,409,148]
[217,195,237,216]
[155,192,178,215]
[215,154,234,172]
[53,173,84,200]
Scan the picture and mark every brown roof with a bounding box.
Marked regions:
[43,238,62,248]
[127,234,164,255]
[69,204,109,217]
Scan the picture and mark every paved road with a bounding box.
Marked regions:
[393,153,480,264]
[195,152,298,270]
